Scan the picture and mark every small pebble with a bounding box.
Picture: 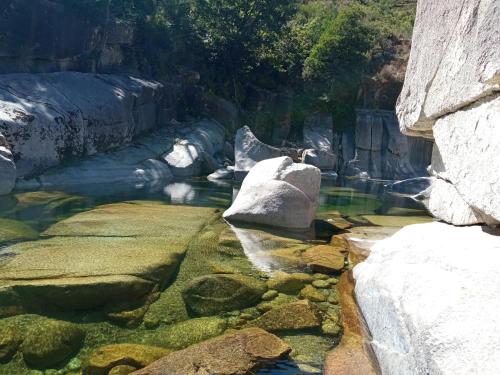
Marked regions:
[67,357,82,371]
[327,277,339,285]
[322,320,342,337]
[144,317,160,329]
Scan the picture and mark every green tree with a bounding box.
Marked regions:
[190,0,296,100]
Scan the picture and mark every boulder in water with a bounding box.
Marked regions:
[224,156,321,229]
[132,328,291,375]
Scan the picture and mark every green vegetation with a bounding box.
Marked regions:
[68,0,416,130]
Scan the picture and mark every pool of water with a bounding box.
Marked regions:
[0,176,431,375]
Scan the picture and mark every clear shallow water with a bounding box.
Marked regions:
[0,176,431,375]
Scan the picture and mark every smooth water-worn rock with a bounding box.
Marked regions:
[302,245,346,273]
[21,319,85,368]
[132,328,291,375]
[0,132,15,195]
[27,127,175,189]
[396,0,500,224]
[224,157,321,229]
[0,72,163,177]
[246,300,321,331]
[163,120,225,177]
[430,97,500,224]
[182,274,267,316]
[354,222,500,375]
[0,202,217,316]
[234,126,281,179]
[152,317,227,350]
[0,218,38,245]
[85,344,170,375]
[397,0,500,136]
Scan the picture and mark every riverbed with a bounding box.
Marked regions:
[0,176,432,375]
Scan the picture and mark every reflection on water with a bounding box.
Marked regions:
[0,175,430,375]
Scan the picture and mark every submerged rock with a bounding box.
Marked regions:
[0,218,38,245]
[0,202,217,316]
[234,126,281,180]
[132,328,291,375]
[0,324,22,362]
[152,317,227,350]
[246,300,321,331]
[266,272,314,294]
[224,156,321,229]
[20,319,85,368]
[182,274,267,316]
[84,344,170,375]
[354,222,500,374]
[302,245,346,273]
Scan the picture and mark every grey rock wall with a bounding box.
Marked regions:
[0,132,15,194]
[0,72,163,178]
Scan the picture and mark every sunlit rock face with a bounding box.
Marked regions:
[224,157,321,230]
[0,72,163,178]
[354,223,500,375]
[396,0,500,225]
[234,126,281,180]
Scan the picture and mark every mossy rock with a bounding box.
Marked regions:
[84,344,170,375]
[246,300,321,332]
[20,319,85,368]
[152,317,227,350]
[300,285,326,303]
[109,365,138,375]
[257,293,298,313]
[0,218,38,246]
[282,333,335,368]
[0,323,22,362]
[0,202,217,316]
[182,274,267,316]
[267,272,314,294]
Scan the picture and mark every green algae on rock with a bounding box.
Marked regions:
[247,300,321,331]
[132,328,291,375]
[0,324,22,363]
[361,214,434,227]
[84,344,170,375]
[151,317,227,350]
[0,202,218,317]
[300,285,327,302]
[0,219,38,246]
[266,272,314,294]
[20,319,85,368]
[182,274,267,316]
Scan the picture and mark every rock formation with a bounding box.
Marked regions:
[396,0,500,225]
[234,126,281,180]
[302,112,337,170]
[224,156,321,229]
[0,72,163,178]
[354,1,500,374]
[0,132,15,194]
[355,223,500,375]
[344,110,432,179]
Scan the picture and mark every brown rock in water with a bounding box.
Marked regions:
[266,272,314,294]
[324,271,378,375]
[84,344,170,375]
[302,245,346,273]
[246,300,321,331]
[130,328,291,375]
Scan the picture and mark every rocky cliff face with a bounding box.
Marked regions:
[396,0,500,225]
[0,0,136,74]
[0,72,164,178]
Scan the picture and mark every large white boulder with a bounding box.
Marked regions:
[223,157,320,229]
[234,126,281,180]
[395,0,500,225]
[354,222,500,375]
[396,0,500,137]
[0,132,15,195]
